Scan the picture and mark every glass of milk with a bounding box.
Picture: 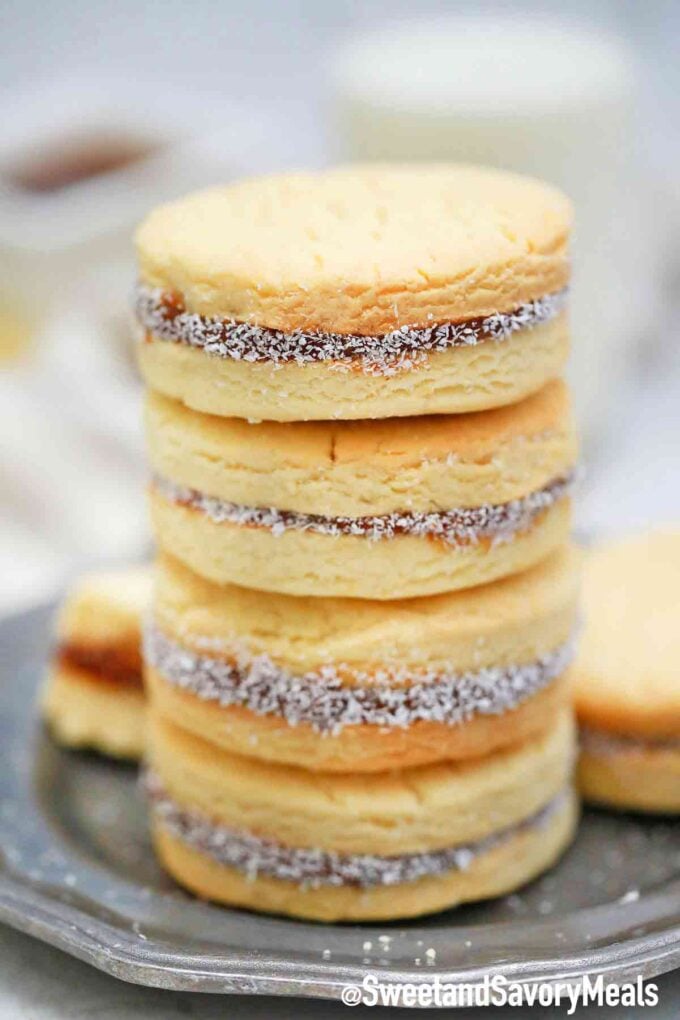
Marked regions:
[331,16,661,441]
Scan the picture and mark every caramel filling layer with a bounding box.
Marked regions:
[135,284,568,375]
[146,774,568,889]
[153,470,575,547]
[57,642,143,689]
[144,625,575,735]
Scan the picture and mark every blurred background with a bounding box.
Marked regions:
[1,0,678,615]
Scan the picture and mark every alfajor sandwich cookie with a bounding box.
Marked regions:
[42,567,151,759]
[135,165,571,422]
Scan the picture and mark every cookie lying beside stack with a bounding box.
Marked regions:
[575,529,680,815]
[135,165,580,920]
[43,567,151,759]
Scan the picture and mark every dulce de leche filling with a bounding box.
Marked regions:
[144,625,575,735]
[145,772,568,889]
[57,641,143,689]
[152,471,574,548]
[135,284,568,376]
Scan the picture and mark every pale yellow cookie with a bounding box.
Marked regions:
[42,567,151,759]
[146,710,578,921]
[146,381,576,599]
[146,381,575,516]
[135,164,571,421]
[579,731,680,815]
[151,488,571,600]
[574,529,680,813]
[144,547,580,771]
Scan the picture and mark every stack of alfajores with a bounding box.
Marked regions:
[134,166,580,921]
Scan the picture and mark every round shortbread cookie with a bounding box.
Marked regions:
[574,529,680,813]
[144,547,580,771]
[154,793,577,922]
[150,487,571,600]
[578,731,680,815]
[146,381,575,516]
[146,710,577,921]
[135,165,571,421]
[54,567,151,649]
[43,666,146,760]
[146,381,576,599]
[41,566,151,759]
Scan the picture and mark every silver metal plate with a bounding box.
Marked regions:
[0,604,678,1000]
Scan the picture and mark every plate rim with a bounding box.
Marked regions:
[1,602,679,1000]
[2,867,679,998]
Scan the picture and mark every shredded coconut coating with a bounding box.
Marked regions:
[152,471,574,547]
[143,626,575,735]
[135,284,568,376]
[145,774,566,889]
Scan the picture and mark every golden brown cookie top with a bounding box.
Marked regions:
[153,545,580,675]
[57,567,151,646]
[146,380,576,516]
[147,379,571,471]
[148,710,575,854]
[136,164,571,334]
[574,529,680,739]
